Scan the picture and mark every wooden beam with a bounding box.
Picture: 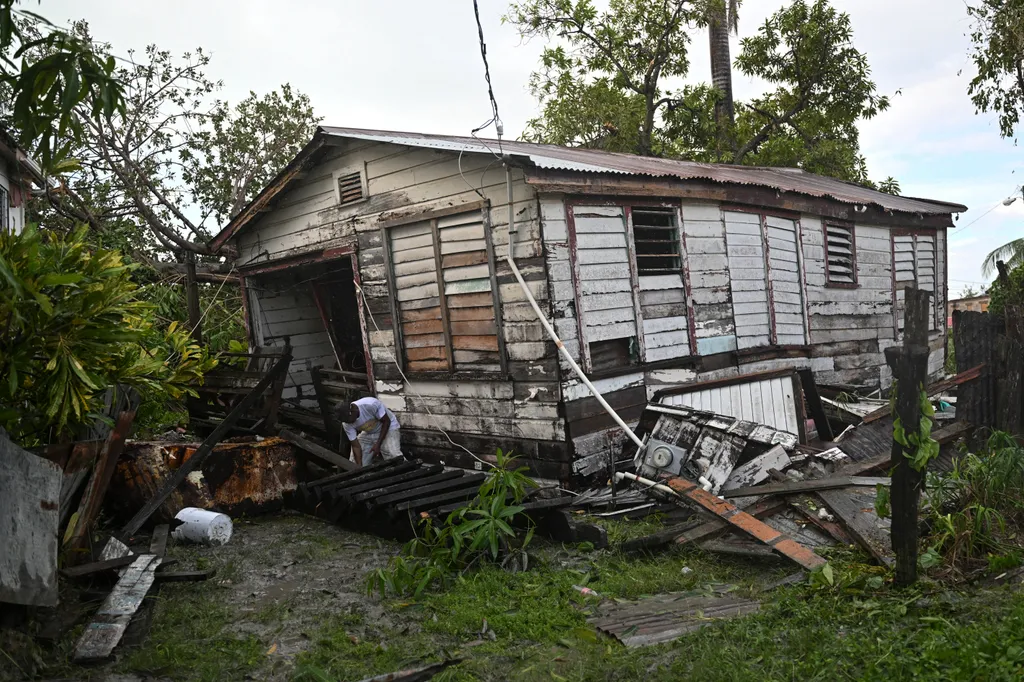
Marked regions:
[721,476,891,499]
[73,555,162,662]
[617,472,827,570]
[279,429,355,471]
[65,411,135,562]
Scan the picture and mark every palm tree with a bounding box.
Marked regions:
[983,238,1024,277]
[708,0,740,159]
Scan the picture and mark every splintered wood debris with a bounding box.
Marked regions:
[588,590,761,647]
[612,400,900,569]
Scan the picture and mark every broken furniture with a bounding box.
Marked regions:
[287,458,599,545]
[187,345,291,436]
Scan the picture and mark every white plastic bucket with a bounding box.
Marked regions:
[171,507,233,545]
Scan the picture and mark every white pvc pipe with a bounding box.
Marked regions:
[503,164,645,450]
[615,471,679,496]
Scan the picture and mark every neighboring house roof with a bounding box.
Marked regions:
[949,294,990,304]
[0,126,47,189]
[211,126,969,252]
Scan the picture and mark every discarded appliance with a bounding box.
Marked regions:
[171,507,233,545]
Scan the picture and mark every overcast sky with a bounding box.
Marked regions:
[45,0,1024,295]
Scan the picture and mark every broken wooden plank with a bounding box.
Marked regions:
[279,429,356,471]
[617,472,827,570]
[721,446,791,492]
[818,486,893,565]
[60,556,136,579]
[121,352,291,539]
[354,660,462,682]
[73,554,162,662]
[66,411,136,561]
[154,570,213,583]
[721,476,891,499]
[799,368,834,440]
[589,593,761,647]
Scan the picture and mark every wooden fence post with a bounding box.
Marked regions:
[884,287,931,586]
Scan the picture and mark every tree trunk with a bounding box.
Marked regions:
[709,8,735,159]
[184,251,203,345]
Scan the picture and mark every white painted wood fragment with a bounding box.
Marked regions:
[721,446,791,492]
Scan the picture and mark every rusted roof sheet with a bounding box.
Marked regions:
[212,125,966,251]
[320,126,968,215]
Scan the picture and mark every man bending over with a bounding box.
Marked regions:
[339,396,403,467]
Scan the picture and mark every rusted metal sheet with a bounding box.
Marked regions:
[108,437,300,524]
[0,430,62,606]
[73,554,162,662]
[312,128,966,215]
[588,590,761,647]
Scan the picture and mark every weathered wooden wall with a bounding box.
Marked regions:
[246,270,337,406]
[239,142,569,479]
[235,142,950,479]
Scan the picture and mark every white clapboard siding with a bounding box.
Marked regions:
[572,206,637,349]
[725,211,770,349]
[766,216,807,345]
[658,374,800,436]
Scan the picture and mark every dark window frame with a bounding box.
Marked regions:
[823,220,858,288]
[380,200,507,380]
[565,197,690,374]
[891,228,941,335]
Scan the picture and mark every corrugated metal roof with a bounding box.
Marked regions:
[320,126,968,215]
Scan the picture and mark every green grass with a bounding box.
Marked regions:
[117,582,264,682]
[292,545,1024,682]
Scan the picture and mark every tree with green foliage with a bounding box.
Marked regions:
[0,226,216,445]
[968,1,1024,276]
[29,21,320,257]
[0,1,124,170]
[508,0,895,186]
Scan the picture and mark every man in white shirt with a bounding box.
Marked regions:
[339,396,403,467]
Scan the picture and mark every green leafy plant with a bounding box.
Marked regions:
[921,430,1024,575]
[368,450,537,597]
[0,226,216,444]
[892,383,940,471]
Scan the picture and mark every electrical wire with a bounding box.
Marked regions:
[951,185,1022,236]
[471,0,504,155]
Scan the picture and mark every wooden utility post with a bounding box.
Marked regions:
[884,287,931,586]
[184,251,203,344]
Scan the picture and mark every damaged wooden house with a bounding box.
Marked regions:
[209,127,966,482]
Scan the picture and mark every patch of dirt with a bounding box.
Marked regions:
[164,511,404,678]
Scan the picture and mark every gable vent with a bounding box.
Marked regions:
[825,223,856,285]
[337,171,365,205]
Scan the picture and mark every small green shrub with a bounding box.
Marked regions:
[368,448,537,597]
[923,430,1024,574]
